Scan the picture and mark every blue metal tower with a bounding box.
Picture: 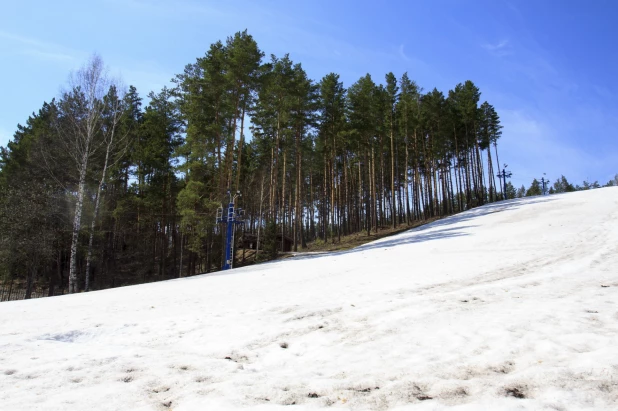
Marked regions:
[497,165,513,200]
[216,191,245,270]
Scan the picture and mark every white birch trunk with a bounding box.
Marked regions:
[84,142,111,291]
[69,153,89,293]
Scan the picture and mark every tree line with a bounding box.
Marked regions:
[0,30,510,297]
[503,174,618,199]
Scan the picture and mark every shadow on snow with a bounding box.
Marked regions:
[284,196,556,261]
[185,196,556,278]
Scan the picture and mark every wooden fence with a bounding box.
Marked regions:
[0,270,214,303]
[0,284,66,302]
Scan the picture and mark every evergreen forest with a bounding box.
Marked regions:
[1,30,614,299]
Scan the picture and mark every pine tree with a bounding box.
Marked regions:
[347,74,378,235]
[604,174,618,187]
[0,102,65,297]
[396,73,422,223]
[317,73,346,241]
[504,182,517,199]
[385,72,399,228]
[526,179,542,196]
[552,175,575,193]
[224,30,263,192]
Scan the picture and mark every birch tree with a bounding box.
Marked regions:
[57,54,110,293]
[84,84,128,291]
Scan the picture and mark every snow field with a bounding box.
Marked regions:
[0,188,617,410]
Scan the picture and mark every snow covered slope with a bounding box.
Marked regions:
[1,188,618,411]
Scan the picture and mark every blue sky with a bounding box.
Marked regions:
[1,0,616,188]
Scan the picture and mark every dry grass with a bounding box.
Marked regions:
[297,218,441,254]
[234,218,441,266]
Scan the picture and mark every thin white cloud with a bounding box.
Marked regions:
[0,30,81,64]
[482,39,512,57]
[0,30,47,48]
[484,39,509,50]
[398,44,412,62]
[2,28,172,98]
[21,49,75,62]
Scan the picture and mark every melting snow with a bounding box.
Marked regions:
[1,188,617,410]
